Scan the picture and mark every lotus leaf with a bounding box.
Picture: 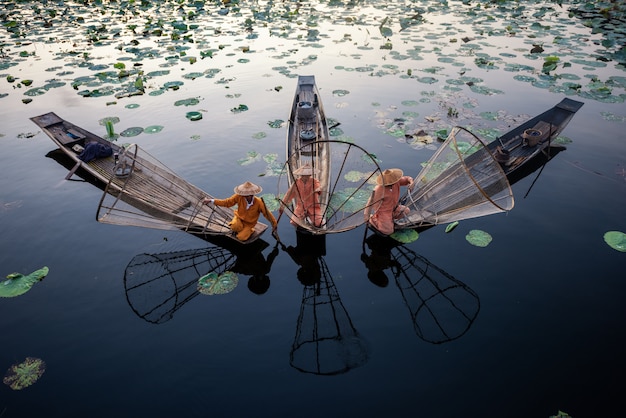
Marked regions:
[120,127,144,137]
[390,229,419,243]
[231,104,249,114]
[3,357,46,390]
[603,231,626,252]
[252,132,267,140]
[144,125,164,134]
[237,151,260,166]
[466,230,492,247]
[445,221,459,233]
[185,111,203,121]
[175,97,200,107]
[267,119,284,128]
[260,194,280,211]
[197,271,239,295]
[0,267,49,298]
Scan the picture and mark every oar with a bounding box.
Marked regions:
[65,161,82,180]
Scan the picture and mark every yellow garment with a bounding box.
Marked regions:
[214,194,277,241]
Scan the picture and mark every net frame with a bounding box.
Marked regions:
[277,140,384,234]
[96,143,243,237]
[396,127,514,228]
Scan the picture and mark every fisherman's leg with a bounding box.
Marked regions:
[392,205,409,220]
[229,217,244,233]
[236,226,255,241]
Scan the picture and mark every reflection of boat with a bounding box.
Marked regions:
[396,98,584,229]
[124,237,273,324]
[33,112,267,243]
[362,234,480,344]
[285,231,369,375]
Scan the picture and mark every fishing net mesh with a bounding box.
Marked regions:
[397,127,514,228]
[124,247,235,324]
[391,245,480,344]
[97,144,234,235]
[290,259,369,375]
[277,140,382,234]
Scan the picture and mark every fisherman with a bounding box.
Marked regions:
[364,168,413,235]
[203,181,277,242]
[279,163,323,228]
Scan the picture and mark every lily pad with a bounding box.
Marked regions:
[144,125,164,134]
[0,267,49,298]
[231,104,249,113]
[390,229,419,243]
[3,357,46,390]
[120,127,144,137]
[260,194,281,211]
[466,229,492,247]
[445,221,459,233]
[197,271,239,295]
[603,231,626,252]
[185,111,203,121]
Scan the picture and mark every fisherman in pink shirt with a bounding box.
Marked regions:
[279,163,324,228]
[364,168,413,235]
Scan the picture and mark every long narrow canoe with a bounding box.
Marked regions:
[283,75,332,231]
[32,112,267,242]
[394,98,584,230]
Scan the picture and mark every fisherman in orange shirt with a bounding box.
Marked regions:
[204,181,277,242]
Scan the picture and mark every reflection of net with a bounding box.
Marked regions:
[290,258,369,375]
[97,143,234,235]
[278,140,382,234]
[391,245,480,344]
[397,127,514,228]
[124,247,235,324]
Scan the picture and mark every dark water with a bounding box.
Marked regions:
[1,1,625,417]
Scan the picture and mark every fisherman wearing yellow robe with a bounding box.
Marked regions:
[204,181,277,242]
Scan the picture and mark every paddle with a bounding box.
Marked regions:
[64,161,82,180]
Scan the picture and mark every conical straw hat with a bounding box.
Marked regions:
[376,168,404,186]
[293,163,320,176]
[234,181,262,196]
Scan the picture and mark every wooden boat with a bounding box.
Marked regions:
[392,98,584,232]
[488,97,584,176]
[31,112,268,242]
[283,75,332,231]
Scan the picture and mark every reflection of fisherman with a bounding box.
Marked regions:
[280,231,326,286]
[364,168,413,235]
[361,234,401,288]
[204,181,277,241]
[279,163,323,227]
[229,243,280,295]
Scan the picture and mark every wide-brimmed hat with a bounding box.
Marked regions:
[293,163,320,176]
[376,168,404,186]
[234,181,262,196]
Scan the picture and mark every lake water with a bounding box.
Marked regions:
[1,1,625,417]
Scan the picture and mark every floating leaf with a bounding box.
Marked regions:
[603,231,626,252]
[267,119,284,128]
[466,230,492,247]
[197,271,238,295]
[144,125,164,134]
[252,132,267,139]
[445,221,459,233]
[0,267,49,298]
[120,127,144,137]
[175,97,200,107]
[185,111,203,121]
[231,104,249,113]
[390,229,419,243]
[3,357,46,390]
[260,194,281,211]
[237,151,260,166]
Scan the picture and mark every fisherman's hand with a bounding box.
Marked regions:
[203,198,214,205]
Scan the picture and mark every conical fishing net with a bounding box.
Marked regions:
[124,246,235,324]
[96,143,239,236]
[396,127,514,228]
[277,140,383,234]
[290,258,369,375]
